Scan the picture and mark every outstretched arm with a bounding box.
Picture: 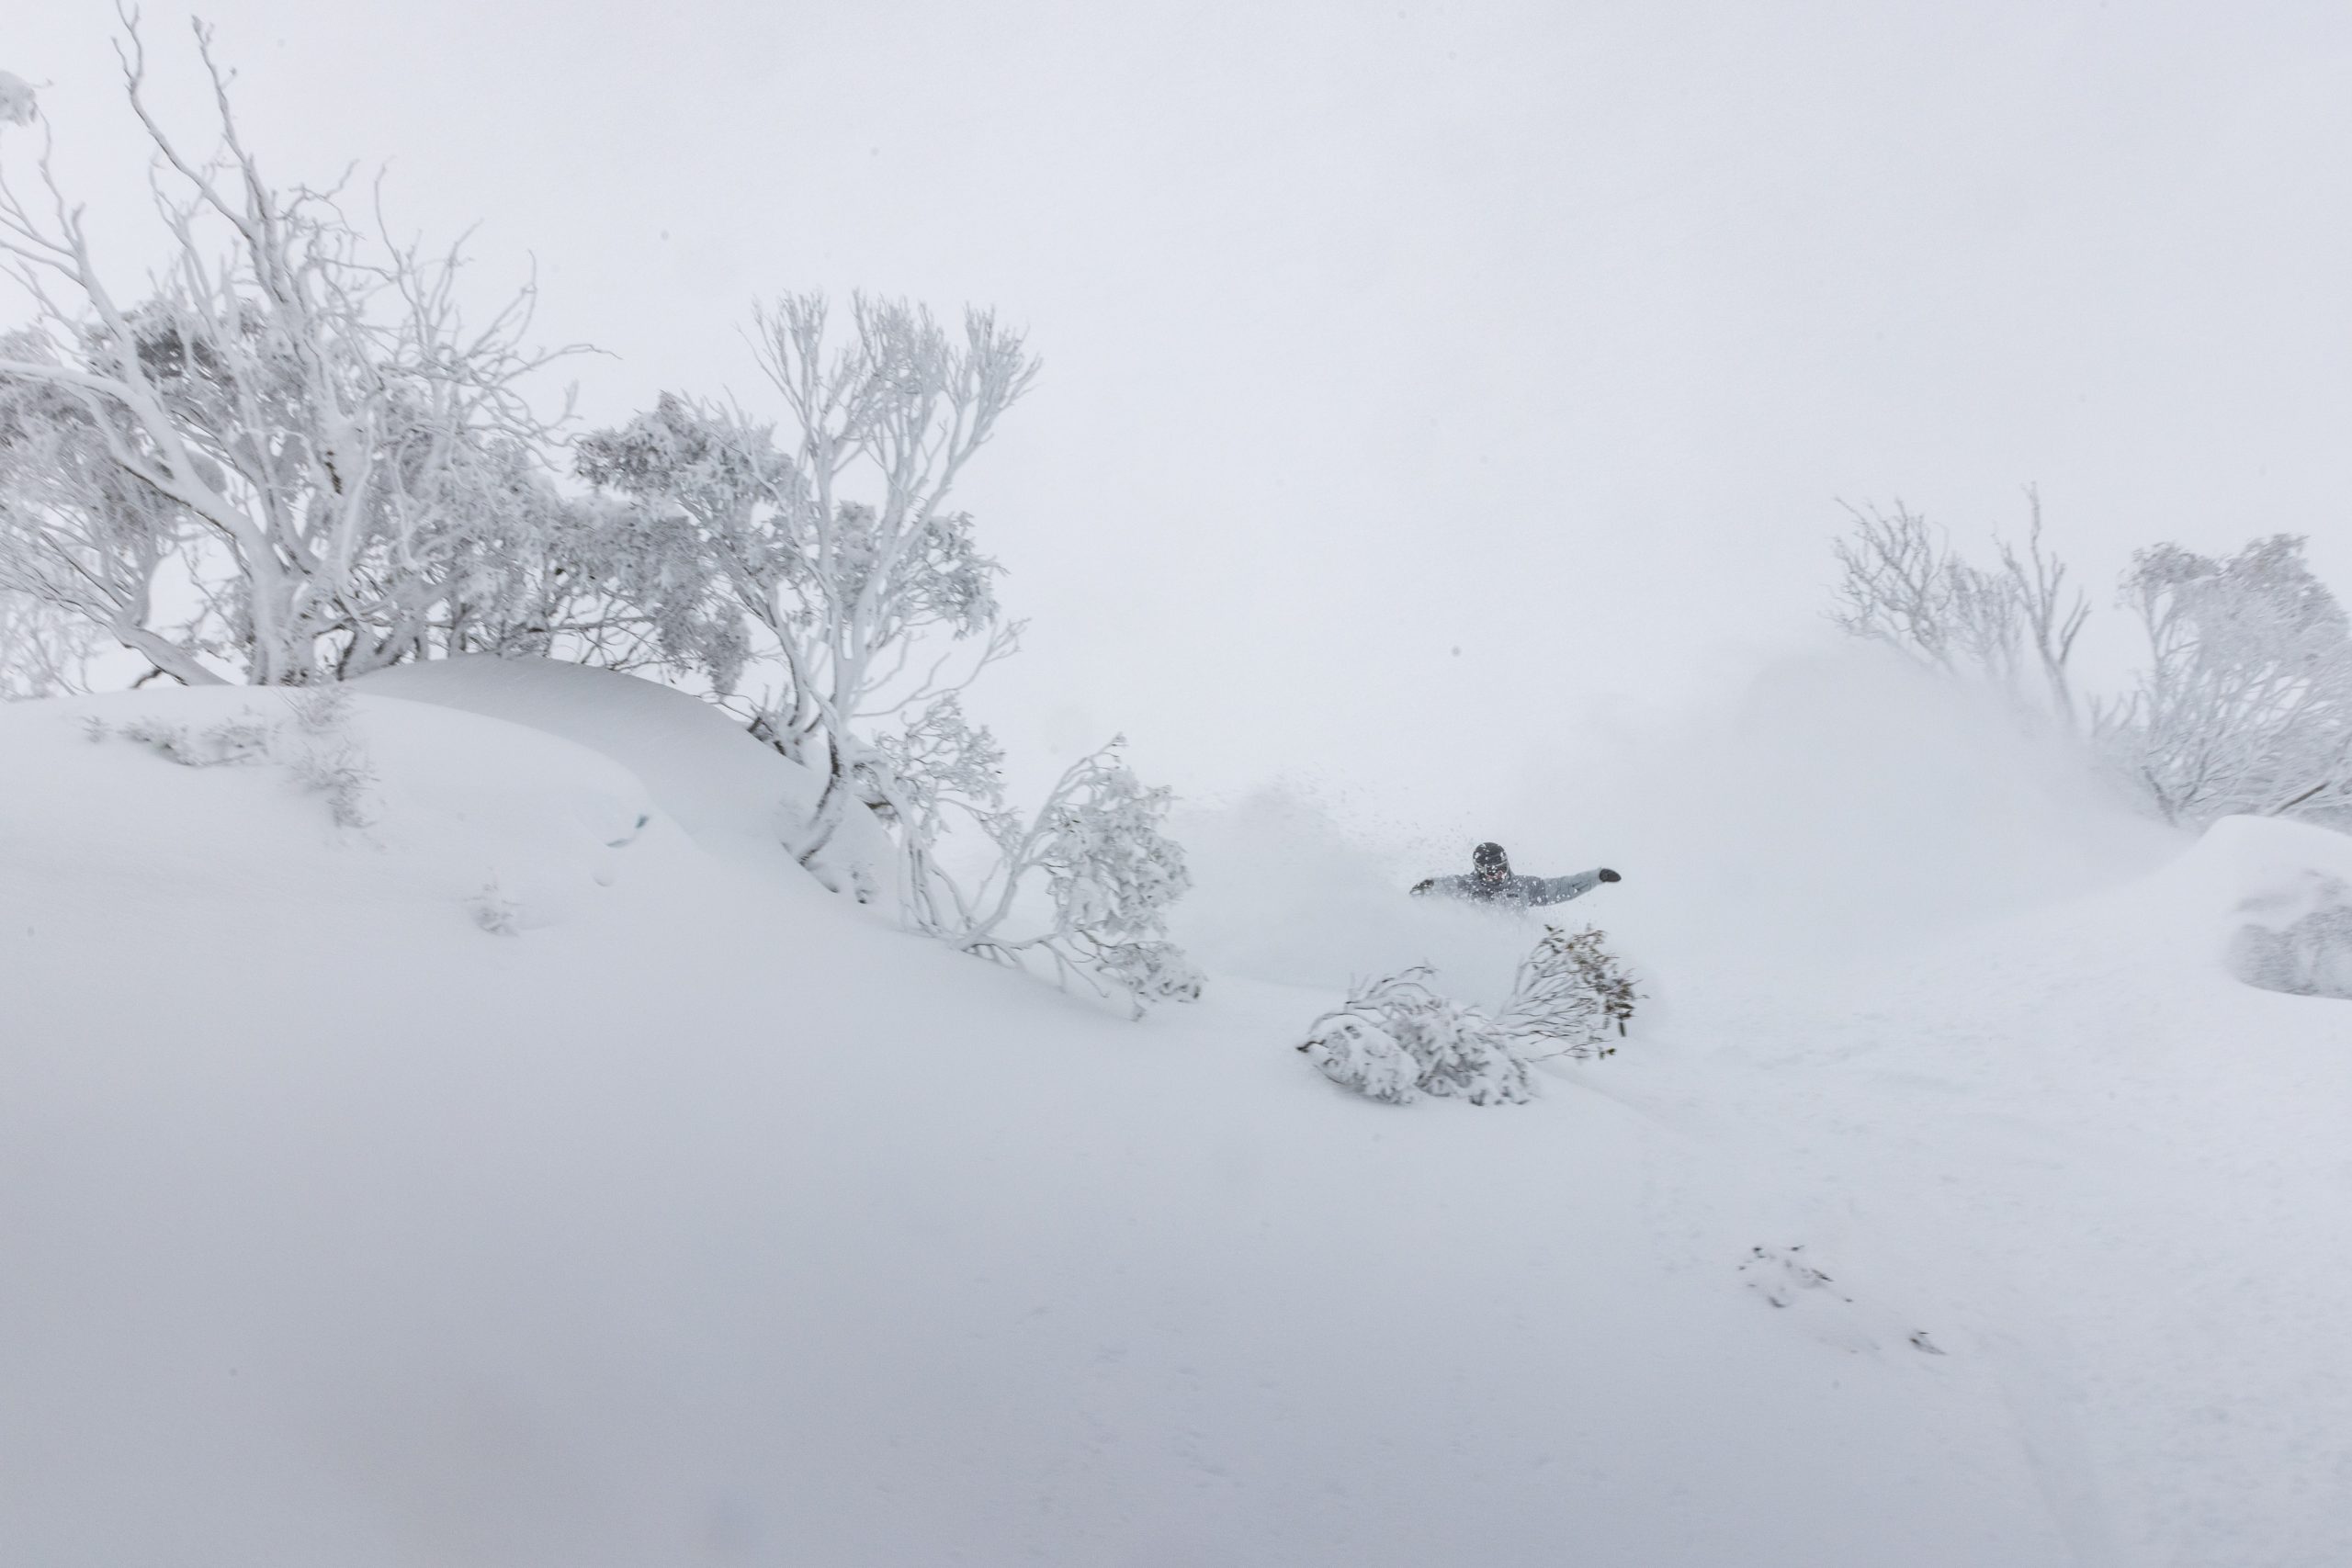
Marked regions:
[1527,867,1621,906]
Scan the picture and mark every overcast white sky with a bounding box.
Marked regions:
[11,1,2352,847]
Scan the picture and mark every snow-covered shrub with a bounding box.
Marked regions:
[111,717,200,764]
[1497,924,1641,1060]
[1092,940,1206,1007]
[1300,925,1640,1104]
[287,682,354,736]
[469,880,520,936]
[199,712,277,764]
[110,711,274,767]
[280,688,379,829]
[1297,969,1532,1107]
[2229,878,2352,1000]
[266,684,379,828]
[1739,1245,1843,1310]
[0,17,590,687]
[288,742,378,829]
[97,689,377,826]
[870,732,1200,1014]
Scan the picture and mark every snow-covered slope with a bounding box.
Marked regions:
[354,655,897,892]
[4,659,2346,1566]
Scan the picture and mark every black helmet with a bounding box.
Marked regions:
[1473,841,1510,879]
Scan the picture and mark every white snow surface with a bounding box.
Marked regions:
[5,656,2349,1566]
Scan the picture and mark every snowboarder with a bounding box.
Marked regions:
[1410,841,1621,910]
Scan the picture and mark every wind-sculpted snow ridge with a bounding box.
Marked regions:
[355,653,897,892]
[6,665,2349,1566]
[1,682,673,929]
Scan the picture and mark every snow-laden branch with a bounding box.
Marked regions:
[576,294,1200,1006]
[577,296,1037,875]
[1827,493,2086,728]
[0,13,592,684]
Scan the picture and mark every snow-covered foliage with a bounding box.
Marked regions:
[2109,536,2352,826]
[867,727,1200,1011]
[2228,874,2352,999]
[469,877,521,935]
[575,295,1033,873]
[1297,967,1533,1106]
[1829,492,2087,729]
[88,687,378,826]
[1496,923,1641,1059]
[109,711,269,767]
[1300,924,1639,1103]
[0,585,91,698]
[0,73,35,129]
[1012,743,1202,1007]
[0,18,588,686]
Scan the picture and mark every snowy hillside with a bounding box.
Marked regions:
[6,657,2349,1566]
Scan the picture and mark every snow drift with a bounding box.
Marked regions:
[4,655,2348,1566]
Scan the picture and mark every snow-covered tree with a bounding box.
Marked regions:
[579,302,1197,1007]
[0,16,588,685]
[2109,536,2352,825]
[1829,491,2087,728]
[577,296,1032,871]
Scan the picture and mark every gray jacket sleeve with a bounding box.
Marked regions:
[1527,870,1604,907]
[1414,874,1477,898]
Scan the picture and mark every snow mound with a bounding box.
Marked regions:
[2179,814,2352,999]
[1,686,674,932]
[355,654,895,894]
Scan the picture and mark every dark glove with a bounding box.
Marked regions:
[1598,867,1621,883]
[1410,878,1434,896]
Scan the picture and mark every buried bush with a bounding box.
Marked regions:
[1298,968,1532,1107]
[1298,925,1642,1106]
[2229,879,2352,1000]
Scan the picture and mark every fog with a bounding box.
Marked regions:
[1173,646,2178,1016]
[8,1,2350,832]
